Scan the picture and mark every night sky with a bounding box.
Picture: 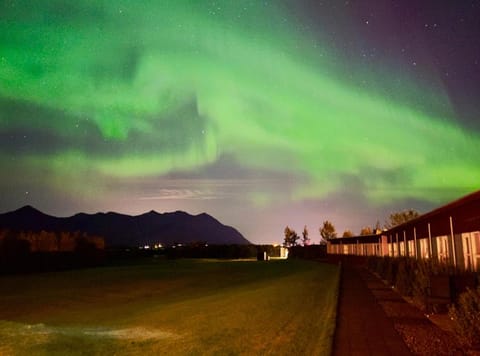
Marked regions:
[1,0,479,244]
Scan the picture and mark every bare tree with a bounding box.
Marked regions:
[302,225,310,246]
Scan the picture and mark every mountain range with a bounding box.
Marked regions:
[0,206,250,247]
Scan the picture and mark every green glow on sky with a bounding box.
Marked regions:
[1,0,479,209]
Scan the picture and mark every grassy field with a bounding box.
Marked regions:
[0,258,340,355]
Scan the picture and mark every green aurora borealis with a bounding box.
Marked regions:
[1,1,479,241]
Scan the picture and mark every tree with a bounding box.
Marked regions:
[283,226,291,247]
[283,226,299,247]
[360,226,373,236]
[384,209,420,229]
[342,229,354,238]
[320,220,337,242]
[301,225,310,246]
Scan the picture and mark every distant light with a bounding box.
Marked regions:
[144,245,150,249]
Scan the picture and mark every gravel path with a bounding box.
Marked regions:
[332,260,475,355]
[333,264,411,355]
[359,268,466,355]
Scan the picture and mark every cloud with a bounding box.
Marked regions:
[137,177,292,202]
[139,186,228,201]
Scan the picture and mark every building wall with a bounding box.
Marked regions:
[326,191,480,271]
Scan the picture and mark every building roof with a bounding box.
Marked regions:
[329,189,480,245]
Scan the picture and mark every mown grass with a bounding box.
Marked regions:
[0,258,339,355]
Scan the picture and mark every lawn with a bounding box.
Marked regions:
[0,258,340,355]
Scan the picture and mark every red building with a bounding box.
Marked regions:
[327,190,480,271]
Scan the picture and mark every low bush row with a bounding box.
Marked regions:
[448,286,480,347]
[367,256,479,347]
[367,256,456,300]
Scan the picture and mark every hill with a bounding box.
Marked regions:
[0,206,250,247]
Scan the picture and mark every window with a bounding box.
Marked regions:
[473,233,480,251]
[462,233,474,271]
[473,232,480,271]
[408,240,415,257]
[436,236,449,262]
[419,238,429,258]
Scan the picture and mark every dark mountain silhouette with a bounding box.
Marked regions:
[0,206,250,247]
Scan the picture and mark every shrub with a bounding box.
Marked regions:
[373,256,389,280]
[374,256,386,277]
[396,258,415,296]
[367,256,463,310]
[412,259,430,303]
[449,286,480,347]
[385,257,398,285]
